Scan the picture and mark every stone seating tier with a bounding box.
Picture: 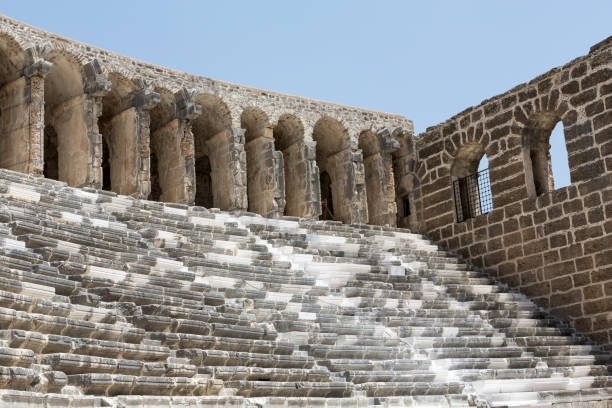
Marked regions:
[0,169,607,407]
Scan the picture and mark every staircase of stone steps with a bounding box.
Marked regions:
[0,168,608,407]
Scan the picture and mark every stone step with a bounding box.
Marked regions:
[358,381,464,397]
[131,315,277,340]
[176,349,314,369]
[67,373,222,396]
[227,380,353,398]
[0,329,170,361]
[480,386,612,407]
[38,353,197,377]
[471,375,612,394]
[140,304,255,326]
[211,366,330,382]
[89,286,225,308]
[0,307,143,343]
[150,332,294,355]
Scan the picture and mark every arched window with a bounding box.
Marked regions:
[549,122,570,189]
[522,114,569,197]
[451,144,492,222]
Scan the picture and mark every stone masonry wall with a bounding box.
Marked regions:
[415,36,612,347]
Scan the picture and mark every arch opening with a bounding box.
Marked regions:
[392,132,419,229]
[149,88,178,202]
[98,73,140,194]
[451,143,490,222]
[192,94,233,209]
[313,117,350,222]
[0,36,30,173]
[273,114,306,217]
[43,53,88,186]
[522,113,569,197]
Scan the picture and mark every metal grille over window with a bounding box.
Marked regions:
[453,168,493,222]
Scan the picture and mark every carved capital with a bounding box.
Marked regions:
[23,44,52,78]
[175,88,201,120]
[83,59,111,96]
[377,128,401,153]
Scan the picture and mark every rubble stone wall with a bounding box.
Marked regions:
[415,36,612,346]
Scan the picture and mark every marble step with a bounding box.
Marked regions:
[0,329,170,361]
[211,366,330,382]
[150,332,294,355]
[131,315,277,340]
[227,380,353,398]
[0,290,116,323]
[89,286,225,308]
[480,386,612,407]
[140,304,255,326]
[67,373,222,396]
[38,353,196,376]
[470,375,612,394]
[358,381,464,397]
[175,349,314,369]
[0,307,143,343]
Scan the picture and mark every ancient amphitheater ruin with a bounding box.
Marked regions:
[0,14,608,407]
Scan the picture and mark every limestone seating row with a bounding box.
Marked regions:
[0,170,608,406]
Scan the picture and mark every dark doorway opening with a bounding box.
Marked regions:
[195,155,213,208]
[320,171,334,220]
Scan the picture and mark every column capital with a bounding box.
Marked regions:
[83,59,111,96]
[23,44,52,78]
[175,88,201,120]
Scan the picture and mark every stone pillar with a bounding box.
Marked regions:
[281,140,320,218]
[24,53,52,176]
[151,88,200,204]
[362,129,400,226]
[245,125,285,217]
[102,81,159,198]
[205,127,248,211]
[83,60,111,188]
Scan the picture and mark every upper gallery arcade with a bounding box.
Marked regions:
[0,15,414,228]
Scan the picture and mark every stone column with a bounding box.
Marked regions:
[83,60,111,188]
[362,129,400,226]
[205,127,248,211]
[282,140,320,218]
[24,53,52,176]
[245,124,285,218]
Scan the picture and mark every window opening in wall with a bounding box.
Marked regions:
[195,155,213,208]
[402,196,411,217]
[43,125,59,180]
[320,171,334,220]
[101,136,111,191]
[549,121,570,190]
[149,151,161,201]
[453,167,492,222]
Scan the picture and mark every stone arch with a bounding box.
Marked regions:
[0,34,29,173]
[43,51,89,187]
[192,94,245,210]
[98,72,140,194]
[312,116,351,222]
[241,107,283,217]
[149,87,177,201]
[521,111,568,198]
[451,142,487,221]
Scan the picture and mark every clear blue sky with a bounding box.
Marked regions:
[3,1,610,187]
